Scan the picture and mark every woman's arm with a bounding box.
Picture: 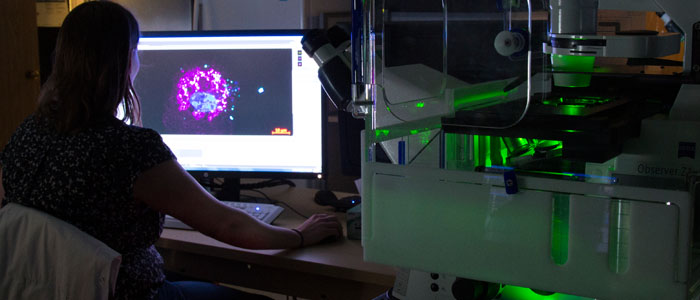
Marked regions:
[133,159,342,249]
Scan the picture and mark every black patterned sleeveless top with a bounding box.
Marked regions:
[0,115,175,299]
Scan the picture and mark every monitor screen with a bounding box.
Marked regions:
[133,31,324,179]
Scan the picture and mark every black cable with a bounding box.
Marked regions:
[198,178,296,194]
[243,189,310,219]
[240,178,296,190]
[199,177,223,189]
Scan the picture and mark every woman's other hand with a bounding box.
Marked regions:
[295,213,343,246]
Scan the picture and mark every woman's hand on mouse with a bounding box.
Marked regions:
[294,213,343,247]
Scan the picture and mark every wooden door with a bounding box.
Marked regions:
[0,0,40,151]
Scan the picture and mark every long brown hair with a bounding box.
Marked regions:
[36,1,140,133]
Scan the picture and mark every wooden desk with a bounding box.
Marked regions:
[156,185,396,300]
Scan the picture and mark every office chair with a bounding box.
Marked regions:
[0,203,121,300]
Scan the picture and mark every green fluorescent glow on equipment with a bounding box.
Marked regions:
[556,96,612,106]
[484,136,492,167]
[500,285,572,299]
[529,170,576,177]
[559,105,586,116]
[499,138,509,166]
[376,129,390,138]
[416,102,425,108]
[563,129,582,133]
[474,135,483,167]
[419,131,431,145]
[551,54,595,88]
[500,286,554,299]
[553,54,595,70]
[541,96,614,116]
[454,90,509,107]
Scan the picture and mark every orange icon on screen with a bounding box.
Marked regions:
[271,128,291,135]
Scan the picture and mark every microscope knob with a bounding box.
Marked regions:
[494,30,525,57]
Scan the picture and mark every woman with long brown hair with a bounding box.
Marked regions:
[0,2,341,299]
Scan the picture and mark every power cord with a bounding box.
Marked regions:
[241,178,296,190]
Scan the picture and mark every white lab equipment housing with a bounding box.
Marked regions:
[353,0,700,299]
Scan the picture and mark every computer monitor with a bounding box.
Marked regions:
[133,30,326,200]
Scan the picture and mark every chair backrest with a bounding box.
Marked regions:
[0,203,121,300]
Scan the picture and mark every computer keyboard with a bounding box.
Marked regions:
[164,201,284,230]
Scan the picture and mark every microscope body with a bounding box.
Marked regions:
[351,0,700,299]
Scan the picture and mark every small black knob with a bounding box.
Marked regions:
[430,283,439,292]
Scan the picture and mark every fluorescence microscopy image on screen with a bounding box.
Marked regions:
[136,48,293,136]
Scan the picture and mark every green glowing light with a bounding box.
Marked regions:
[499,138,509,166]
[542,97,615,116]
[527,170,576,177]
[410,129,418,135]
[416,102,425,108]
[454,90,509,108]
[552,55,595,70]
[501,286,559,299]
[419,131,431,145]
[484,136,492,167]
[551,54,595,88]
[559,105,586,116]
[563,129,582,133]
[557,96,612,105]
[376,129,390,138]
[499,285,591,299]
[474,135,483,167]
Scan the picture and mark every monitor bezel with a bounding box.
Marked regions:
[137,29,327,181]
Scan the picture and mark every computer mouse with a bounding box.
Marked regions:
[314,190,361,212]
[314,190,338,206]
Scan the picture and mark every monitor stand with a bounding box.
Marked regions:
[212,178,271,203]
[214,178,241,202]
